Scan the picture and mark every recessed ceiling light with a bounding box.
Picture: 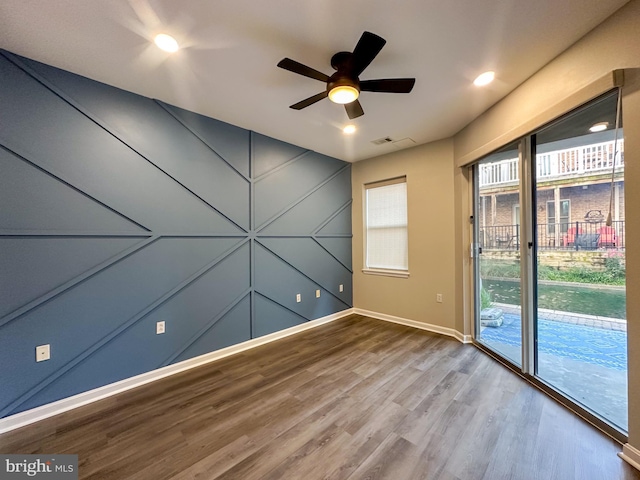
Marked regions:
[473,71,495,87]
[589,122,609,133]
[154,33,179,53]
[343,125,356,135]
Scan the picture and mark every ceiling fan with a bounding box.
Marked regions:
[277,31,416,119]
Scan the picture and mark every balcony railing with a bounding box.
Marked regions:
[479,220,625,251]
[479,140,625,187]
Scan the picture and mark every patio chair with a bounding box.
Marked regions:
[574,233,600,250]
[596,226,617,247]
[562,226,583,247]
[495,235,513,248]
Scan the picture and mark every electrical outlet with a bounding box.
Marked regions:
[436,294,443,303]
[339,284,344,293]
[316,289,321,298]
[296,293,301,303]
[36,344,50,362]
[156,321,166,334]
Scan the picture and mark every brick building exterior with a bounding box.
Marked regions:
[477,137,625,250]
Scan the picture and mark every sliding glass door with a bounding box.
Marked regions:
[534,91,627,430]
[473,90,628,433]
[475,141,522,366]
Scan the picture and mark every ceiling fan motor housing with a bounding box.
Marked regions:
[328,52,360,93]
[327,72,360,94]
[330,51,353,71]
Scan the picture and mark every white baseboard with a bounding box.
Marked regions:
[352,308,470,343]
[619,443,640,472]
[0,308,354,435]
[453,331,473,344]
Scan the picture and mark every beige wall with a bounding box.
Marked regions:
[351,139,456,330]
[453,166,473,336]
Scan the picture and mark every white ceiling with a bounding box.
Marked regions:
[0,0,629,162]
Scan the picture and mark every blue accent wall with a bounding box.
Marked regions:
[0,50,352,418]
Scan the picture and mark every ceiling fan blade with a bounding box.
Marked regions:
[289,91,328,110]
[360,78,416,93]
[277,58,330,82]
[351,31,386,76]
[345,99,364,119]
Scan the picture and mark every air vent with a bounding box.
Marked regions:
[392,138,416,149]
[371,136,394,145]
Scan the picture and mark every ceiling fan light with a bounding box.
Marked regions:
[329,85,359,104]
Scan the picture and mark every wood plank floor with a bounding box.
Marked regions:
[1,315,638,480]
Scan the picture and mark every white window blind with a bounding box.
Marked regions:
[365,178,408,272]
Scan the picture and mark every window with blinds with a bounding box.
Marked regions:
[365,177,408,275]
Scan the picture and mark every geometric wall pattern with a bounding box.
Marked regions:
[0,50,352,418]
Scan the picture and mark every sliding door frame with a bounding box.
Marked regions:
[470,104,627,441]
[519,136,536,375]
